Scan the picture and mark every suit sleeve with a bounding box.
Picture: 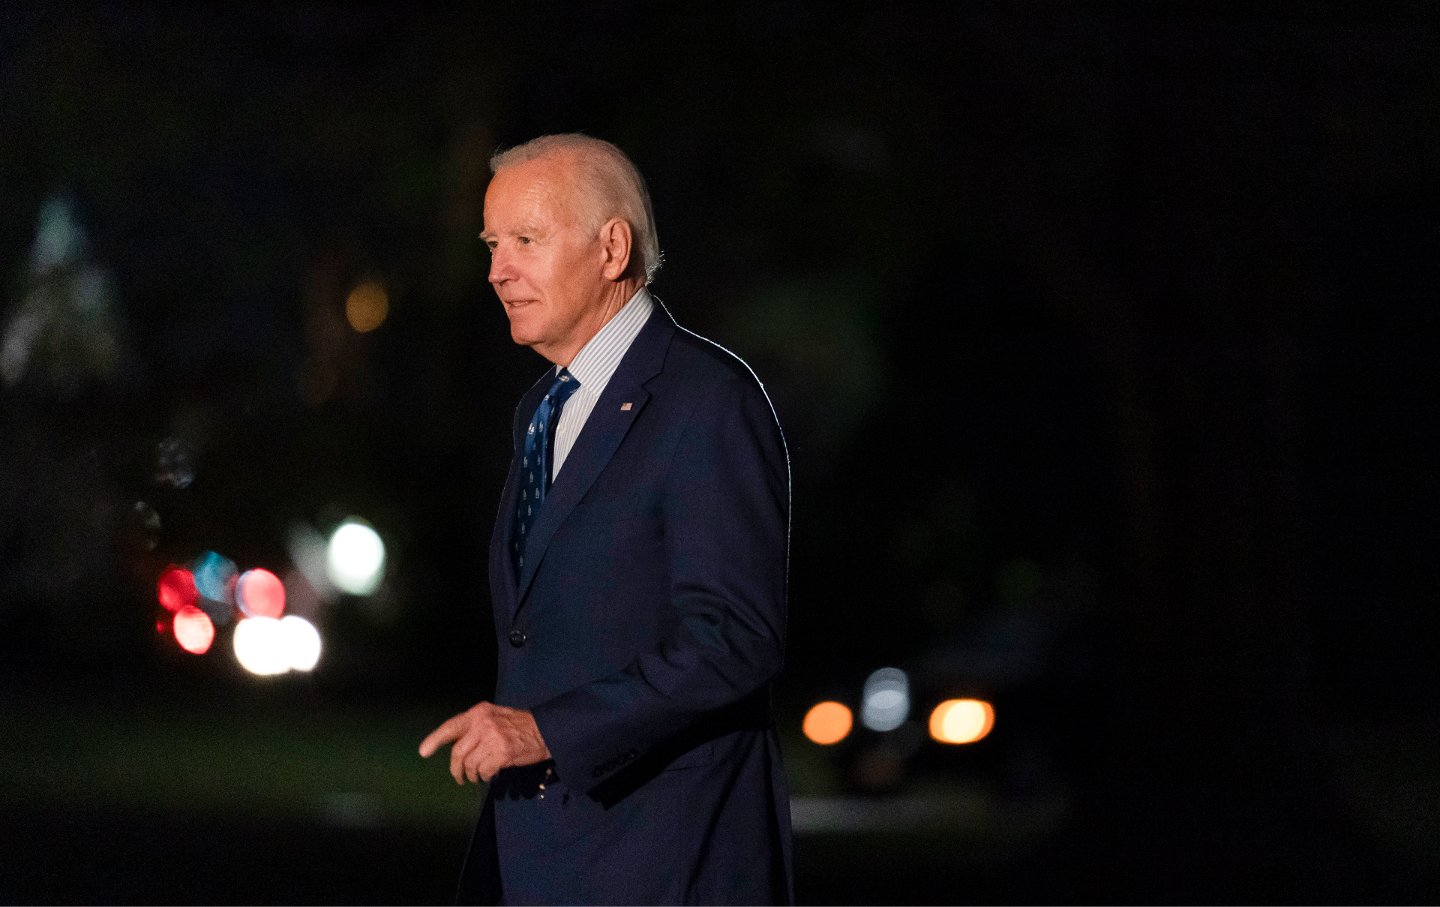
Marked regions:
[528,375,790,791]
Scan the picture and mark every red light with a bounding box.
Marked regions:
[173,606,215,655]
[236,568,286,619]
[157,566,198,613]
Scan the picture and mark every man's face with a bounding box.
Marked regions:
[482,154,609,365]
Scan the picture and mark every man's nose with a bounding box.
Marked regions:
[488,247,511,285]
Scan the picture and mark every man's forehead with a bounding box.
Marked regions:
[491,153,574,196]
[485,166,582,230]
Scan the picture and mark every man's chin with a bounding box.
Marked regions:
[508,327,545,355]
[505,312,537,345]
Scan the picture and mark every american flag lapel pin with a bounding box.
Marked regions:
[620,402,633,411]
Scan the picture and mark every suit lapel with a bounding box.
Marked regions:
[514,308,675,607]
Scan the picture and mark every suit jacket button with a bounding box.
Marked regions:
[508,629,527,648]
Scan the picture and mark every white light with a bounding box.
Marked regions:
[233,616,289,676]
[280,615,322,672]
[860,667,911,732]
[326,518,385,596]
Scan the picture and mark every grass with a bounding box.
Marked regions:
[0,684,482,831]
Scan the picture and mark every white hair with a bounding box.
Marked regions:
[490,133,663,284]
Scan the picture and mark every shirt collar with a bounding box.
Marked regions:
[561,287,654,392]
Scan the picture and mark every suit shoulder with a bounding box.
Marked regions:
[666,325,770,395]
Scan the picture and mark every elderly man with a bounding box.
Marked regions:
[420,133,794,905]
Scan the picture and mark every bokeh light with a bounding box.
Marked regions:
[802,700,854,745]
[233,615,324,675]
[153,437,195,489]
[192,550,238,605]
[233,617,289,676]
[287,522,334,597]
[4,193,128,391]
[345,280,389,333]
[326,518,385,596]
[280,615,322,672]
[156,566,197,613]
[860,667,910,732]
[129,501,161,552]
[173,606,216,655]
[236,568,286,619]
[929,698,995,745]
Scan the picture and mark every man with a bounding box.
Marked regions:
[419,133,794,905]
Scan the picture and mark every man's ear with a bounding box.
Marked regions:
[599,218,634,281]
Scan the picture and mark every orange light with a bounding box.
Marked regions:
[345,280,389,333]
[802,701,854,745]
[929,698,995,745]
[173,606,216,655]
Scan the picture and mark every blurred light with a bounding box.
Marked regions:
[192,550,238,604]
[236,568,286,619]
[4,192,127,392]
[288,522,335,599]
[173,606,216,655]
[1,311,42,386]
[802,701,854,745]
[280,615,322,672]
[233,615,324,676]
[860,667,910,732]
[156,566,198,613]
[929,698,995,745]
[130,501,161,551]
[153,437,195,489]
[345,280,389,333]
[31,195,86,272]
[280,565,324,620]
[326,518,385,596]
[233,617,289,676]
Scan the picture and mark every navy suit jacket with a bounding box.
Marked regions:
[458,302,794,905]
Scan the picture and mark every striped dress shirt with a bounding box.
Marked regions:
[550,287,654,479]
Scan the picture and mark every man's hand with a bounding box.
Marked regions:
[418,702,552,785]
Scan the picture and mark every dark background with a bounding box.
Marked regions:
[1,3,1437,904]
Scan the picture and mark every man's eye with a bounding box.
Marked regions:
[518,236,532,245]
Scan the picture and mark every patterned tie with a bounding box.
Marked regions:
[512,368,580,576]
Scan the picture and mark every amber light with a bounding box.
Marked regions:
[346,280,389,333]
[929,698,995,745]
[802,701,854,745]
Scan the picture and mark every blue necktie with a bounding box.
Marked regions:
[512,368,580,576]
